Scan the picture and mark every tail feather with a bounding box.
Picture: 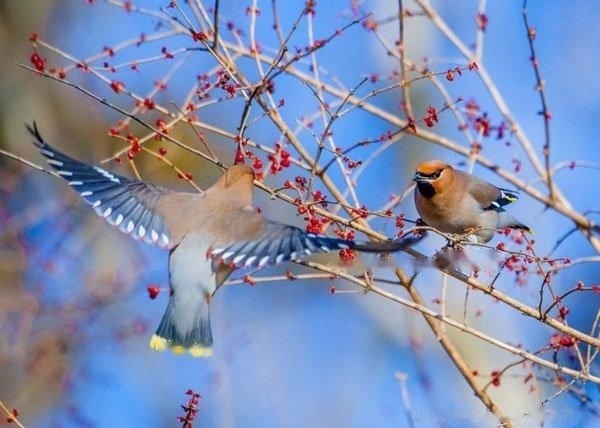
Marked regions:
[513,223,533,234]
[150,296,213,357]
[498,212,532,234]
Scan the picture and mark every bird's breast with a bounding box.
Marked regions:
[415,191,479,234]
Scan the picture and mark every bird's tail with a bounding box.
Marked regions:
[149,294,213,357]
[498,212,533,234]
[513,222,533,234]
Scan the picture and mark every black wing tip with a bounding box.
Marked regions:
[301,230,424,255]
[350,234,424,253]
[26,121,45,149]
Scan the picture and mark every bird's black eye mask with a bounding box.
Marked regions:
[416,169,443,180]
[413,168,444,198]
[415,181,436,198]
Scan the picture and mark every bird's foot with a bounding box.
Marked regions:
[414,218,429,236]
[445,234,467,249]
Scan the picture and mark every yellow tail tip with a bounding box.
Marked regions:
[149,334,168,351]
[189,346,212,358]
[149,334,212,357]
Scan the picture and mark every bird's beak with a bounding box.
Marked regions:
[413,172,426,183]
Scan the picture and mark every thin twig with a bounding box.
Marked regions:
[212,0,220,49]
[522,0,553,200]
[397,0,414,120]
[0,399,25,428]
[0,148,61,179]
[474,0,487,62]
[395,373,416,428]
[306,77,368,199]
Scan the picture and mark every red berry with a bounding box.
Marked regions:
[234,150,245,164]
[143,98,155,109]
[147,284,160,299]
[110,81,124,93]
[30,52,45,71]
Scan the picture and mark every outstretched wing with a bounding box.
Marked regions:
[28,122,172,248]
[210,220,421,269]
[210,221,347,269]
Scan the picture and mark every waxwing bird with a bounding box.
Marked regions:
[28,123,421,357]
[413,160,531,244]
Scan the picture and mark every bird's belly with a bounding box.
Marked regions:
[420,208,476,234]
[167,234,219,336]
[169,233,217,296]
[422,206,499,243]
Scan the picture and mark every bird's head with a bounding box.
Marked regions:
[222,164,255,189]
[211,164,255,206]
[413,160,453,197]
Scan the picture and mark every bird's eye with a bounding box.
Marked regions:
[432,169,442,179]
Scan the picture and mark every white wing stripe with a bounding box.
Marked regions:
[220,251,235,260]
[232,254,246,265]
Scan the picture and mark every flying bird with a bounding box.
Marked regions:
[413,160,531,244]
[29,123,420,357]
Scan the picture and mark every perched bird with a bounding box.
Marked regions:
[28,123,420,357]
[413,160,531,244]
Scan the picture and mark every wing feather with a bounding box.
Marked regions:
[210,220,421,269]
[29,122,173,248]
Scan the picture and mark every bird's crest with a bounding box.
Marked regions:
[415,160,450,176]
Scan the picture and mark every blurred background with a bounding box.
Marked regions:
[1,1,599,426]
